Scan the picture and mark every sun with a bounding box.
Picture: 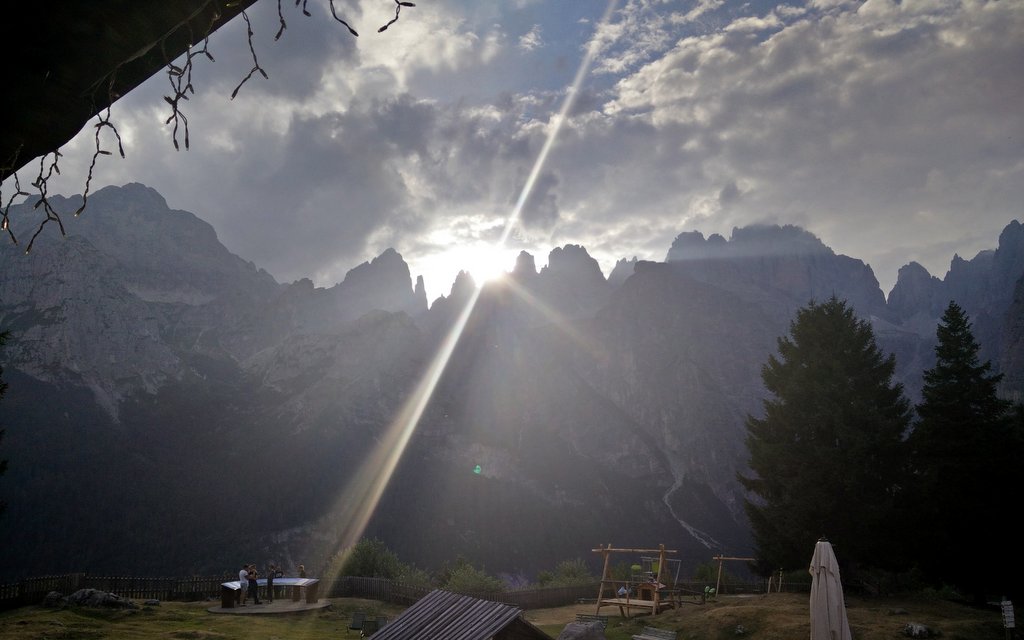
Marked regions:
[414,244,519,300]
[460,244,515,283]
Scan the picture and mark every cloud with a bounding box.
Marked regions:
[589,0,1024,290]
[352,0,503,91]
[515,169,560,228]
[591,0,683,75]
[518,24,544,51]
[13,0,1022,301]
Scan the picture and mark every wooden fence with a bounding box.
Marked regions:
[331,576,601,609]
[0,573,801,612]
[0,574,230,611]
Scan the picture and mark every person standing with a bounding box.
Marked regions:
[248,564,262,604]
[238,564,249,605]
[266,563,277,603]
[299,564,307,578]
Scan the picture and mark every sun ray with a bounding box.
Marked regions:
[498,0,619,250]
[309,0,621,589]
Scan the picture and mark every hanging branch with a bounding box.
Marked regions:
[0,174,28,246]
[379,0,415,33]
[231,11,270,99]
[275,0,290,39]
[164,33,216,148]
[76,108,126,218]
[25,153,68,254]
[0,146,28,243]
[329,0,359,36]
[2,0,412,249]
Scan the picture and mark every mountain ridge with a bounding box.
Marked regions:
[1,182,1021,580]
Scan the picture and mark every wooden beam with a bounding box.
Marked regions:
[592,547,679,554]
[713,555,756,595]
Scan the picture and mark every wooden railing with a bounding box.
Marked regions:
[0,574,232,611]
[0,573,800,612]
[329,576,601,609]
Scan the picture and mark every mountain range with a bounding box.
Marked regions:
[1,182,1022,581]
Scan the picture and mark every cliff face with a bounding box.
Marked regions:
[1,183,1022,580]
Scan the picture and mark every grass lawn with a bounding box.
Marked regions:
[0,592,1010,639]
[524,592,1009,640]
[0,597,404,640]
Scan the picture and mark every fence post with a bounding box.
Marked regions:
[1001,598,1015,640]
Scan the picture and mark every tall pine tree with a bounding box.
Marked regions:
[0,331,8,519]
[740,297,911,573]
[905,301,1020,600]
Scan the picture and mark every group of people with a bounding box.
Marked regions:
[237,562,304,605]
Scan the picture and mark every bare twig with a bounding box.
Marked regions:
[329,0,359,36]
[0,174,28,246]
[2,0,409,250]
[76,108,126,218]
[275,0,289,39]
[379,0,415,33]
[25,153,68,254]
[231,11,270,99]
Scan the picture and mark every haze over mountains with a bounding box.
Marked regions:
[1,183,1022,580]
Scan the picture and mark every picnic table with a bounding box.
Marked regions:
[219,577,320,608]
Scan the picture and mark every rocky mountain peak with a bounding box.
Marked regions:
[608,257,638,288]
[450,270,477,298]
[328,248,426,322]
[542,244,605,281]
[666,224,830,262]
[512,250,538,279]
[663,224,883,320]
[887,261,947,322]
[414,275,428,311]
[536,244,609,316]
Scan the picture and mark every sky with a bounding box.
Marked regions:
[7,0,1024,302]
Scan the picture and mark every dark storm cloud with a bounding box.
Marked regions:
[183,0,359,103]
[515,170,560,229]
[719,181,741,207]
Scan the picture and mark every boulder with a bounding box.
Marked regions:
[557,621,606,640]
[903,622,936,638]
[65,588,138,609]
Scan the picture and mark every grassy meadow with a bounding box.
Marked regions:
[0,591,1010,640]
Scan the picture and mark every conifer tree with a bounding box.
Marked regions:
[905,301,1020,600]
[0,331,7,519]
[739,297,911,573]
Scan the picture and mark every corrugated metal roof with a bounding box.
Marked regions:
[370,589,552,640]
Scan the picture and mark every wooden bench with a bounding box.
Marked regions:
[632,626,677,640]
[575,613,609,628]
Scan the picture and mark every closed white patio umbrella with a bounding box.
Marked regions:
[809,538,852,640]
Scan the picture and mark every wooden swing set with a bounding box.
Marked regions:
[591,543,683,618]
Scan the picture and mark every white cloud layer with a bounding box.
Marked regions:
[6,0,1023,300]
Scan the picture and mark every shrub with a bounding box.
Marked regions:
[548,558,595,586]
[443,561,505,594]
[340,538,402,579]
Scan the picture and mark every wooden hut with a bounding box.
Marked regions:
[370,589,553,640]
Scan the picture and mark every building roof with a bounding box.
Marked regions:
[4,0,259,184]
[371,589,553,640]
